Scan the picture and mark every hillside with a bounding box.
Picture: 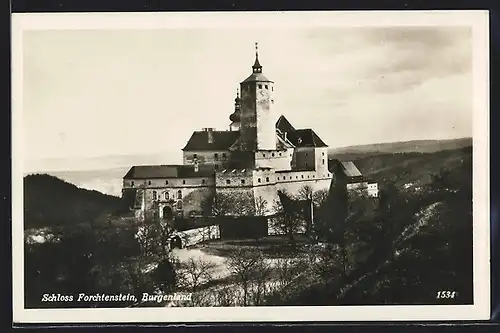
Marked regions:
[24,174,123,230]
[348,146,472,188]
[329,137,472,160]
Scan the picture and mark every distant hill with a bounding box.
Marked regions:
[24,174,123,230]
[329,138,472,160]
[348,146,472,188]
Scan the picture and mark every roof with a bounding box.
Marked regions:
[276,115,296,133]
[123,164,215,179]
[241,72,272,83]
[183,130,240,151]
[285,129,328,148]
[340,161,362,177]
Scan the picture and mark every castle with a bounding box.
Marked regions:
[122,44,378,222]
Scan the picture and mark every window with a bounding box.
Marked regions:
[322,159,325,165]
[272,153,275,157]
[313,175,315,178]
[148,181,152,185]
[214,153,219,160]
[305,162,308,168]
[226,179,231,185]
[277,177,280,180]
[183,180,186,185]
[290,176,292,180]
[258,178,261,183]
[177,190,182,199]
[131,181,134,186]
[266,177,270,182]
[165,192,169,200]
[177,201,183,210]
[279,152,282,156]
[241,179,245,184]
[222,153,227,160]
[258,84,262,89]
[322,152,325,156]
[301,175,304,179]
[165,180,169,185]
[265,85,268,89]
[308,175,310,178]
[202,179,206,184]
[193,153,197,159]
[305,153,308,156]
[296,176,298,179]
[152,191,157,200]
[263,153,266,157]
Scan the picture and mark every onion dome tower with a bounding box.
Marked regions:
[229,89,241,131]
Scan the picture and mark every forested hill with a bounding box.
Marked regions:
[24,174,123,229]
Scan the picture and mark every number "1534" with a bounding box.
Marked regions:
[436,291,456,299]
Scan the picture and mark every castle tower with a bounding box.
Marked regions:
[239,43,276,151]
[229,89,241,131]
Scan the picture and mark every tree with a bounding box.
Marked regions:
[270,191,305,246]
[225,248,264,306]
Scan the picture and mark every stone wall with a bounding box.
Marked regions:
[254,149,292,171]
[292,147,316,171]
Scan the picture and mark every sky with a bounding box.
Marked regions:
[22,25,472,171]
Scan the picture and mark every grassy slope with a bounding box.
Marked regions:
[24,174,123,230]
[339,146,472,188]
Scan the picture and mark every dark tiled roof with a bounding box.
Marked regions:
[241,72,272,83]
[123,164,215,179]
[183,131,240,151]
[286,129,328,148]
[276,115,296,133]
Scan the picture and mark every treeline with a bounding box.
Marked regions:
[24,174,124,229]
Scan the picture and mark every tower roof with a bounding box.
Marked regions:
[241,42,272,83]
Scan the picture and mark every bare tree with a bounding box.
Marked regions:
[225,248,264,306]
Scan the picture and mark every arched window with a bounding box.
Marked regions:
[152,191,157,200]
[165,192,169,200]
[177,190,182,199]
[177,201,183,210]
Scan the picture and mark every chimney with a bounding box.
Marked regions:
[207,128,214,144]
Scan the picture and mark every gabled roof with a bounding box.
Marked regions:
[123,164,215,179]
[276,115,296,133]
[286,129,328,148]
[183,131,240,151]
[340,161,362,177]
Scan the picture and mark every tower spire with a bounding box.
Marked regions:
[252,42,262,73]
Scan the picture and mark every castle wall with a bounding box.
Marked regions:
[292,147,316,170]
[183,150,231,169]
[239,83,257,151]
[214,170,256,216]
[254,149,292,171]
[314,147,329,172]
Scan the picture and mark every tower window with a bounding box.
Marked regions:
[165,180,169,185]
[177,190,182,199]
[152,191,157,200]
[301,175,304,179]
[165,192,169,200]
[322,159,325,165]
[266,177,270,182]
[258,178,261,183]
[183,180,186,185]
[226,179,231,185]
[258,84,262,89]
[241,179,245,184]
[272,87,274,91]
[322,152,325,156]
[277,177,280,180]
[290,176,292,180]
[131,181,134,186]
